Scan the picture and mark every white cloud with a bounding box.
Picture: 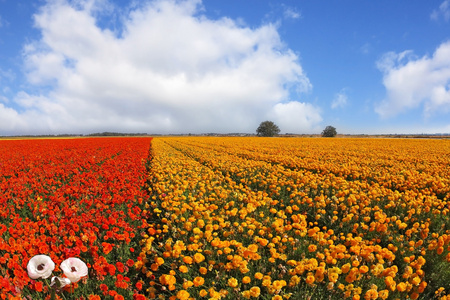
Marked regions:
[0,14,10,28]
[431,0,450,21]
[0,68,15,82]
[269,101,322,133]
[376,41,450,118]
[1,0,318,135]
[283,6,301,20]
[360,42,370,55]
[331,89,348,109]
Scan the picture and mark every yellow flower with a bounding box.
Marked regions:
[364,289,378,300]
[159,274,176,286]
[242,290,251,299]
[175,281,187,292]
[328,272,339,283]
[228,277,238,288]
[341,263,351,274]
[273,280,287,291]
[289,275,300,287]
[155,257,164,266]
[378,290,389,300]
[242,276,251,284]
[249,286,261,297]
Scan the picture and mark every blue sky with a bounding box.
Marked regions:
[0,0,450,135]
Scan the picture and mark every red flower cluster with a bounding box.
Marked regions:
[0,137,152,299]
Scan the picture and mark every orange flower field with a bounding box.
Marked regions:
[142,137,450,300]
[0,136,449,299]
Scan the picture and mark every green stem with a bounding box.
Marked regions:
[43,278,55,300]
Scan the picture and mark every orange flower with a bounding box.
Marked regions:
[193,276,205,287]
[384,276,396,291]
[359,265,369,274]
[396,282,407,292]
[378,290,389,300]
[183,256,193,264]
[308,244,317,252]
[176,290,190,300]
[305,274,315,285]
[194,253,205,263]
[179,265,188,273]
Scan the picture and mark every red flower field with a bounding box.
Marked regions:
[0,137,152,299]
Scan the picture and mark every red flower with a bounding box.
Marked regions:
[34,281,44,292]
[102,242,113,255]
[116,262,125,273]
[126,259,134,267]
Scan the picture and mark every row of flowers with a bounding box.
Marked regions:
[0,137,152,299]
[139,137,450,300]
[1,136,449,299]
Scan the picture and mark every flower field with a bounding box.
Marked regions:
[0,137,152,299]
[0,136,449,299]
[142,137,450,300]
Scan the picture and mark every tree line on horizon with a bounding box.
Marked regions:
[256,121,337,137]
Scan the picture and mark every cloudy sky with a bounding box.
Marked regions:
[0,0,450,135]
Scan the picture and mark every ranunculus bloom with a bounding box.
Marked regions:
[60,258,88,283]
[50,276,71,288]
[27,255,55,279]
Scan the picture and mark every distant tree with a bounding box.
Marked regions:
[322,125,337,137]
[256,121,280,137]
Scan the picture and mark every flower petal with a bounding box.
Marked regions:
[60,257,88,283]
[50,276,71,288]
[27,255,55,279]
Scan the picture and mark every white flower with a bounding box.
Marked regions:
[50,276,71,288]
[60,257,88,283]
[27,255,55,279]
